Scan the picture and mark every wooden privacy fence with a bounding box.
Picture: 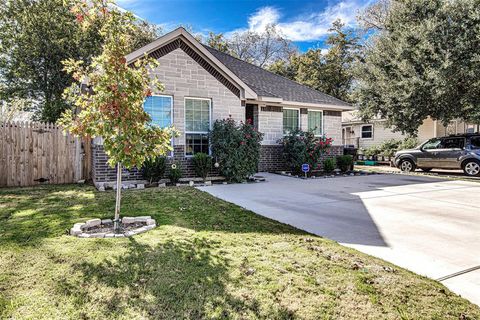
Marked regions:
[0,121,91,187]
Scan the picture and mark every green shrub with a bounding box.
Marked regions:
[192,153,212,181]
[378,139,401,157]
[280,129,333,174]
[336,155,353,172]
[168,163,183,184]
[399,137,419,150]
[323,157,336,173]
[369,137,419,159]
[141,156,166,184]
[364,145,382,157]
[210,117,263,182]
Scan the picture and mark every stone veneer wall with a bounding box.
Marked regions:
[92,47,347,181]
[92,46,241,183]
[323,111,342,146]
[255,106,345,172]
[152,48,243,146]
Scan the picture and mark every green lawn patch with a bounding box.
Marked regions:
[0,185,478,319]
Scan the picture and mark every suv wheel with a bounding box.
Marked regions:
[463,160,480,177]
[399,159,416,173]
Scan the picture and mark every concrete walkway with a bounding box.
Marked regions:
[198,173,480,305]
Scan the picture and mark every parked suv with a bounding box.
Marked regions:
[394,134,480,176]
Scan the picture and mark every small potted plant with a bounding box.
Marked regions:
[357,149,364,160]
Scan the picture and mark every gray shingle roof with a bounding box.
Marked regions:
[203,45,351,107]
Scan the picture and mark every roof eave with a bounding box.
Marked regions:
[280,100,354,111]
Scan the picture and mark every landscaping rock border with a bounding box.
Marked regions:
[275,170,380,179]
[70,216,156,238]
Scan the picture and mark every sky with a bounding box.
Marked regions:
[116,0,373,51]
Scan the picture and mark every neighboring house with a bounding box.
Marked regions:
[342,110,479,150]
[92,28,353,183]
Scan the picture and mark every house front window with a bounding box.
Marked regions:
[308,110,323,136]
[143,95,173,128]
[185,97,211,156]
[283,108,299,134]
[361,125,373,139]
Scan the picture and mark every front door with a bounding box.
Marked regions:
[245,104,255,126]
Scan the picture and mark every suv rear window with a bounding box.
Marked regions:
[470,136,480,149]
[442,137,465,149]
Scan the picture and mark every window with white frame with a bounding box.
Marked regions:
[143,95,173,128]
[185,98,211,156]
[308,110,323,136]
[283,108,299,134]
[361,125,373,139]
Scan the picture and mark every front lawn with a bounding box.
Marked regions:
[0,185,478,319]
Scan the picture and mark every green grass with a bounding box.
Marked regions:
[0,185,478,319]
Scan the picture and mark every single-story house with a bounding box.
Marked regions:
[342,110,479,150]
[92,27,353,184]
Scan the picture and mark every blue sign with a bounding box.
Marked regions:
[301,164,310,173]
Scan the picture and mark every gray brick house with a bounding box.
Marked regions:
[92,27,353,184]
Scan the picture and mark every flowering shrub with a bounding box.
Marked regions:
[210,117,263,182]
[280,129,332,175]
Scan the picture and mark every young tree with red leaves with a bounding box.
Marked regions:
[60,0,176,231]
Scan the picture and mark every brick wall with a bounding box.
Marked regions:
[258,145,344,172]
[92,143,220,183]
[258,145,285,172]
[92,144,143,183]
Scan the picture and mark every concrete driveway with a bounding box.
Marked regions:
[198,173,480,305]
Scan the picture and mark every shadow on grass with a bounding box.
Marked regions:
[57,237,294,319]
[0,184,305,247]
[0,185,128,247]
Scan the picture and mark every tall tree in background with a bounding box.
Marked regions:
[205,32,230,53]
[357,0,390,32]
[0,0,160,122]
[227,25,295,67]
[354,0,480,135]
[268,20,359,102]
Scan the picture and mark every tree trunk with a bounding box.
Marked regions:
[114,162,122,232]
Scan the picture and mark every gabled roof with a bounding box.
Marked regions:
[126,27,352,110]
[203,45,352,108]
[126,28,257,100]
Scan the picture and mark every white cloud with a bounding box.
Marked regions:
[248,7,281,32]
[237,0,371,42]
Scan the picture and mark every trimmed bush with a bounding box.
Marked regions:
[168,163,183,184]
[323,157,336,173]
[280,129,332,175]
[210,117,263,182]
[336,155,353,172]
[141,156,166,184]
[192,153,212,182]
